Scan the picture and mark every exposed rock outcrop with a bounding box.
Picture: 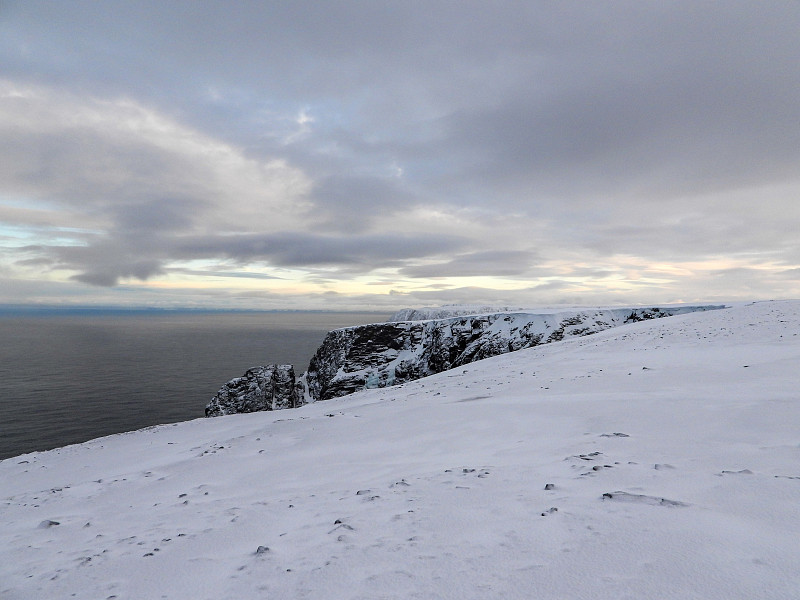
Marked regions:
[206,305,724,415]
[205,364,300,417]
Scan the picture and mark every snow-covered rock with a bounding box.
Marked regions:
[210,305,724,412]
[205,364,300,416]
[389,305,524,321]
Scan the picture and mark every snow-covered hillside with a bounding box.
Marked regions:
[2,300,799,599]
[302,305,722,402]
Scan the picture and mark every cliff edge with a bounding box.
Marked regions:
[206,305,724,416]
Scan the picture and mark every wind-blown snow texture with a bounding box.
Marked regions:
[2,300,799,599]
[210,305,723,414]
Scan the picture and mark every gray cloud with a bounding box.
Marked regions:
[174,231,467,269]
[306,174,417,233]
[166,268,284,281]
[1,2,799,306]
[400,251,540,279]
[780,269,800,280]
[33,230,467,287]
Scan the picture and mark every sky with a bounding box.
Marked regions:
[1,1,799,311]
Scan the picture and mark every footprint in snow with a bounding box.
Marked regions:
[356,489,381,501]
[328,519,355,535]
[38,519,60,528]
[601,491,688,507]
[445,467,491,478]
[571,452,603,461]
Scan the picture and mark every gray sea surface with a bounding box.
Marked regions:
[0,310,386,460]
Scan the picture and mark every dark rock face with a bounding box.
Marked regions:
[206,305,725,416]
[205,364,300,417]
[623,308,670,322]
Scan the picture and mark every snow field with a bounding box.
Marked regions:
[1,300,799,599]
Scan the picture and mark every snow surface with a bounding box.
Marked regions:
[2,300,799,599]
[387,302,723,322]
[389,305,526,321]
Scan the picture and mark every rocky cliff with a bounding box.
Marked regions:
[205,364,300,417]
[206,305,724,415]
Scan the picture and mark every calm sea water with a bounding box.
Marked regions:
[0,311,386,460]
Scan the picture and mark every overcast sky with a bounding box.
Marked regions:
[1,1,799,310]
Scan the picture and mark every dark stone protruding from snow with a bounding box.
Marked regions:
[205,364,300,417]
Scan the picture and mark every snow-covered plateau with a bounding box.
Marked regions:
[2,300,799,599]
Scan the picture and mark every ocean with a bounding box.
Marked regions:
[0,310,387,460]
